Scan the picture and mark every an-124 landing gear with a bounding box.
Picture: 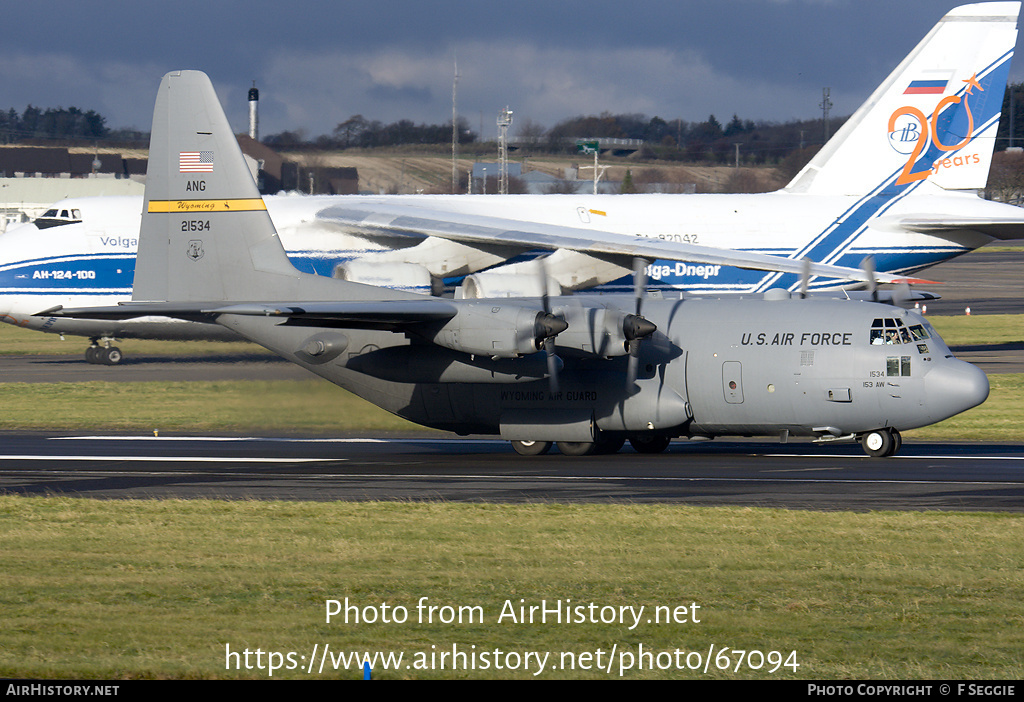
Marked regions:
[85,338,123,365]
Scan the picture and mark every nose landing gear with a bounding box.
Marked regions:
[859,428,902,457]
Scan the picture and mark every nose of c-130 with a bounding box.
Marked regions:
[924,360,990,420]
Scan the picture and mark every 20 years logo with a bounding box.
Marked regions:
[887,74,982,185]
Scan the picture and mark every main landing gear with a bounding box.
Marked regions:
[859,428,902,458]
[85,338,123,365]
[509,434,672,456]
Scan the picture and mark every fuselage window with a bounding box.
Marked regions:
[901,356,911,376]
[887,357,900,376]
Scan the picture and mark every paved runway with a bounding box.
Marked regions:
[913,246,1024,316]
[1,433,1022,512]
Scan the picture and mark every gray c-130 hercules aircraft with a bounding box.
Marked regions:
[53,71,990,457]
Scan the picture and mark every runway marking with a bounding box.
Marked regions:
[770,453,1024,461]
[50,436,496,444]
[0,455,335,463]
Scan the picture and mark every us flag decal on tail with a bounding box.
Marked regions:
[179,151,214,172]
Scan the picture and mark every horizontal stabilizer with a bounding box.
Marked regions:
[205,300,459,328]
[53,298,460,330]
[899,215,1024,240]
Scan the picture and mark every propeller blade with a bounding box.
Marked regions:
[632,257,647,318]
[536,255,559,313]
[892,281,912,308]
[626,257,653,391]
[799,257,811,299]
[861,255,878,302]
[626,350,640,389]
[545,338,560,394]
[535,255,564,393]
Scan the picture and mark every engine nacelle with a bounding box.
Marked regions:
[548,304,654,358]
[460,271,561,299]
[428,302,566,358]
[334,261,440,295]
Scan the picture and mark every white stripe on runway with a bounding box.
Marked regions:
[0,455,335,463]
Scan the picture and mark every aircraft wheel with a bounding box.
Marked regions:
[85,347,100,364]
[891,429,902,455]
[629,435,671,454]
[101,347,123,365]
[510,440,552,456]
[860,429,895,458]
[556,441,597,457]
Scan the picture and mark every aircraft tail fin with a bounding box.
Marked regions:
[786,2,1019,196]
[133,70,304,302]
[133,70,398,304]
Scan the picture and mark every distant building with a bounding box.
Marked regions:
[236,134,284,193]
[0,139,358,224]
[0,146,130,178]
[0,137,361,230]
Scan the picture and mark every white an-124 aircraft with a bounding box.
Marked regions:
[2,2,1023,364]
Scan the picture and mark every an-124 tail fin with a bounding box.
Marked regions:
[786,2,1019,197]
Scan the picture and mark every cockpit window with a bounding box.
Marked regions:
[870,317,923,345]
[33,206,83,229]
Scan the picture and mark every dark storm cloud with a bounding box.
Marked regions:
[0,1,1018,137]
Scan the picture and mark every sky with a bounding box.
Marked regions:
[2,1,1023,140]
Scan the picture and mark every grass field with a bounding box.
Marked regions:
[0,379,423,433]
[1,498,1022,680]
